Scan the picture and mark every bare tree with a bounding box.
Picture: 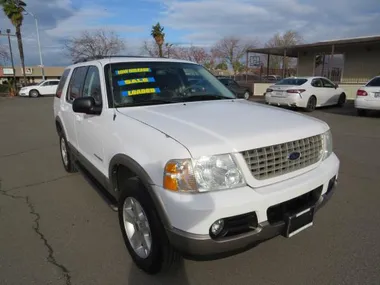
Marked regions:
[213,36,258,75]
[64,29,126,62]
[0,44,10,64]
[141,40,174,57]
[265,30,303,69]
[171,46,210,65]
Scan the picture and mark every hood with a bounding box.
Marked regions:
[22,85,39,89]
[118,99,329,158]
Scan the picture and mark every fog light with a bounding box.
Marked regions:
[210,219,224,237]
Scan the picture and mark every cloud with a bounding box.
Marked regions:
[158,0,380,46]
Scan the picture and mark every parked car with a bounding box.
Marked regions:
[263,75,282,82]
[355,76,380,116]
[54,57,339,275]
[218,77,251,99]
[18,79,60,98]
[265,76,346,112]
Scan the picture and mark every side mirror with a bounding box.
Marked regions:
[334,83,339,89]
[72,97,101,115]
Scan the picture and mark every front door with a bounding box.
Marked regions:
[62,66,89,150]
[38,81,51,95]
[74,65,106,175]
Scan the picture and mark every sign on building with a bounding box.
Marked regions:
[247,53,262,67]
[3,68,14,75]
[21,67,33,75]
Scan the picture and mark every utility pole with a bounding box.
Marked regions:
[24,11,45,80]
[0,29,17,93]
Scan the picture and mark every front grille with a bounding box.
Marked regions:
[241,135,323,180]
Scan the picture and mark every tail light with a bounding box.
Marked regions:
[56,91,62,98]
[356,89,368,96]
[266,88,273,92]
[287,89,306,93]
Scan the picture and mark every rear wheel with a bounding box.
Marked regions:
[337,93,346,107]
[118,178,179,274]
[29,89,39,98]
[305,96,317,112]
[357,109,367,117]
[243,91,250,100]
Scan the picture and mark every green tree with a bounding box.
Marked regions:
[215,61,228,70]
[150,22,165,58]
[1,0,27,84]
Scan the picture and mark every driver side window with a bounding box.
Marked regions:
[82,66,102,106]
[311,79,323,88]
[321,78,335,88]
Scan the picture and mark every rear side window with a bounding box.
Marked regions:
[56,69,71,98]
[275,78,307,86]
[66,66,89,103]
[366,77,380,87]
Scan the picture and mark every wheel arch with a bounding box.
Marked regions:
[109,154,172,229]
[29,89,40,96]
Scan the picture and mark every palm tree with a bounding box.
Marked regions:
[150,22,165,58]
[1,0,27,84]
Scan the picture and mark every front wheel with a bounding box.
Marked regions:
[29,89,39,98]
[118,178,179,274]
[305,96,317,112]
[59,133,77,173]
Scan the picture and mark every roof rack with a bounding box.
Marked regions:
[73,55,154,64]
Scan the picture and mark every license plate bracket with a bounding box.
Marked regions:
[284,206,315,238]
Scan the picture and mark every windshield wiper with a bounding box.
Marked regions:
[115,99,177,107]
[178,94,232,102]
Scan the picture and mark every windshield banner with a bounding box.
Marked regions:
[118,77,156,86]
[121,88,161,97]
[115,68,151,75]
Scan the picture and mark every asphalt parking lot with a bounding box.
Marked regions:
[1,96,380,285]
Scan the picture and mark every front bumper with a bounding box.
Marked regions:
[18,91,29,97]
[154,153,339,258]
[166,179,336,259]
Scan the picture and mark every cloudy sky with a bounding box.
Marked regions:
[0,0,379,66]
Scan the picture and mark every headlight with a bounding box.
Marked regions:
[163,154,245,192]
[322,130,333,160]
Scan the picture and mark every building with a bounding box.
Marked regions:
[247,35,380,99]
[0,66,65,84]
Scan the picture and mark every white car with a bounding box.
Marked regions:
[355,76,380,116]
[265,76,346,112]
[19,79,60,98]
[54,57,339,274]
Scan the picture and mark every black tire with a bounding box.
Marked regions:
[118,178,179,274]
[59,132,77,173]
[243,90,250,100]
[337,93,346,107]
[357,109,367,117]
[29,89,39,98]
[305,96,317,112]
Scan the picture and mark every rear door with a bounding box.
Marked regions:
[48,80,60,95]
[320,78,339,105]
[310,78,325,104]
[38,81,51,95]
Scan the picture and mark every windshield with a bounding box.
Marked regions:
[366,77,380,87]
[275,78,307,86]
[104,61,236,107]
[38,80,46,86]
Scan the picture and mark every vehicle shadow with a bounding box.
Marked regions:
[318,100,380,118]
[127,259,190,285]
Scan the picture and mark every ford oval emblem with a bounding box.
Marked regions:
[288,152,301,161]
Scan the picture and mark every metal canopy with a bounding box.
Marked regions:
[247,35,380,57]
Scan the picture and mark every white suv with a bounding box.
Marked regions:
[53,57,340,274]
